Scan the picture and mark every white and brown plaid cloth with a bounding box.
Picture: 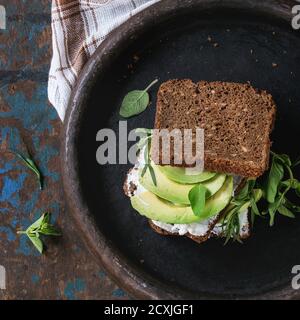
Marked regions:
[48,0,160,120]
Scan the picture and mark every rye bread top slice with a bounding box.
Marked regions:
[151,79,276,177]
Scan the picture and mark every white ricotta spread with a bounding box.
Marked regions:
[151,219,214,237]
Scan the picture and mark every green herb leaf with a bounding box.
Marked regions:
[280,179,298,189]
[141,164,148,177]
[188,184,207,217]
[148,165,157,187]
[250,194,260,217]
[292,156,300,168]
[39,224,61,236]
[266,158,284,203]
[284,198,300,212]
[28,234,43,254]
[17,213,61,254]
[223,207,242,245]
[278,205,295,218]
[135,128,153,135]
[139,132,157,186]
[119,79,158,118]
[28,212,47,231]
[14,152,43,190]
[272,153,292,167]
[235,179,256,201]
[268,197,281,226]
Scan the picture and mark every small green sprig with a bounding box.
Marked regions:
[17,213,61,254]
[136,128,157,186]
[222,180,263,244]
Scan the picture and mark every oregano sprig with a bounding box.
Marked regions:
[221,181,262,244]
[17,213,61,254]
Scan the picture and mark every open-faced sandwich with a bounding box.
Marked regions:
[124,79,278,244]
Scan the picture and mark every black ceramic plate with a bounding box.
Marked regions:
[62,0,300,299]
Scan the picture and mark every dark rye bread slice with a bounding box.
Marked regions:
[151,79,276,177]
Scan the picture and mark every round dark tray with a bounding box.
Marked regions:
[62,0,300,299]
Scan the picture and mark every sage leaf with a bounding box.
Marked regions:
[119,79,158,118]
[188,184,207,217]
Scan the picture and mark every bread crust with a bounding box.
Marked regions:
[148,215,221,244]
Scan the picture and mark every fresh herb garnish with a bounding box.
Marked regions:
[136,128,157,186]
[263,152,300,225]
[119,79,159,118]
[188,184,207,217]
[222,152,300,243]
[17,213,61,254]
[12,151,43,190]
[265,153,284,203]
[222,181,262,244]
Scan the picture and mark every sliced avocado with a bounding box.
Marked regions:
[158,165,216,184]
[197,176,233,221]
[139,162,226,205]
[131,192,200,224]
[131,176,233,224]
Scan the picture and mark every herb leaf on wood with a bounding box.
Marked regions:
[12,151,43,190]
[17,213,61,254]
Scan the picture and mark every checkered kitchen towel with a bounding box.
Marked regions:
[48,0,160,120]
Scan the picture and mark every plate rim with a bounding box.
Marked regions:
[61,0,299,299]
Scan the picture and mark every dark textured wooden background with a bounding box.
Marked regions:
[0,0,129,300]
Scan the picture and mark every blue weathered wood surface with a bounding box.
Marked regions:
[0,0,129,300]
